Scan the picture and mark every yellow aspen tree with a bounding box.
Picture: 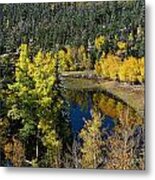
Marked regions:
[95,35,105,50]
[80,111,104,168]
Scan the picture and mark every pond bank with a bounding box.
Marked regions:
[61,71,144,118]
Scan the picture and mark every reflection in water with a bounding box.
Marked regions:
[65,90,143,133]
[67,91,92,134]
[64,90,144,169]
[70,102,92,134]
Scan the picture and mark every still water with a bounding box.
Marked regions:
[65,89,144,135]
[64,89,144,169]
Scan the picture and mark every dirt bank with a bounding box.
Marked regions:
[61,71,144,118]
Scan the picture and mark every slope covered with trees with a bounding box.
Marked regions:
[0,1,144,57]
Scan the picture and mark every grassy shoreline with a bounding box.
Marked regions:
[61,71,144,118]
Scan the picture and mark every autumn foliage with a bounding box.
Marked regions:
[95,53,144,84]
[79,111,104,168]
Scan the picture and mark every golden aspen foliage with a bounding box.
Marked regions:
[94,36,144,84]
[93,94,117,118]
[40,130,62,168]
[93,93,143,126]
[77,45,92,70]
[58,47,76,71]
[94,51,105,76]
[118,56,139,83]
[80,111,104,168]
[117,62,126,82]
[95,35,105,50]
[107,54,121,80]
[29,50,62,166]
[37,108,63,167]
[30,51,56,106]
[95,53,121,80]
[137,57,144,84]
[58,49,69,71]
[66,47,77,71]
[116,102,124,117]
[93,94,124,119]
[94,61,102,76]
[42,130,61,152]
[15,44,29,82]
[117,41,127,50]
[95,50,144,84]
[53,45,92,71]
[7,44,63,167]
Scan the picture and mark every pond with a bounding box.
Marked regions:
[64,89,144,134]
[63,89,145,169]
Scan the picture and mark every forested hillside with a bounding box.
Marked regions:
[0,1,144,57]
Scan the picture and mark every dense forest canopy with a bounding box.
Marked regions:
[0,1,144,56]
